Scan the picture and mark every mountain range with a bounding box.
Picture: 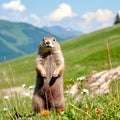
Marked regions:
[0,20,82,62]
[43,26,82,40]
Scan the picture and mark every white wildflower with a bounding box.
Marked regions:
[22,84,26,88]
[60,111,65,115]
[28,118,33,120]
[81,89,89,95]
[4,96,9,100]
[3,107,8,111]
[29,85,35,90]
[2,71,7,76]
[76,76,85,81]
[23,92,30,97]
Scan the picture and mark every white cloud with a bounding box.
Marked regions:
[30,14,40,22]
[78,9,114,33]
[96,9,114,22]
[48,3,76,21]
[30,13,42,26]
[82,9,114,23]
[2,0,26,12]
[82,12,95,22]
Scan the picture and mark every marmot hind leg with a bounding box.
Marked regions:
[33,94,45,113]
[50,88,65,111]
[54,96,65,110]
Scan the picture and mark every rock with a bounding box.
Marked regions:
[66,66,120,101]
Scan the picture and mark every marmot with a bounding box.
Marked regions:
[33,36,65,114]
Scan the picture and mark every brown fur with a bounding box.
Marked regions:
[33,36,65,113]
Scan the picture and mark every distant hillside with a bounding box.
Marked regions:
[43,26,82,40]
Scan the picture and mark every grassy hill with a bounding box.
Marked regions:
[0,24,120,89]
[0,24,120,119]
[61,24,120,83]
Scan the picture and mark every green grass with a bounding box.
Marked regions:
[0,54,36,89]
[0,24,120,119]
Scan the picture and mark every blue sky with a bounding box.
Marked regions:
[0,0,120,33]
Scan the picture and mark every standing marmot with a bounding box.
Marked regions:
[33,36,65,114]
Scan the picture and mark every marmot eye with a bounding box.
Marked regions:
[53,39,56,41]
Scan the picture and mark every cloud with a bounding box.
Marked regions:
[48,3,76,21]
[29,13,42,26]
[2,0,26,12]
[30,14,40,22]
[96,9,114,22]
[77,9,114,33]
[82,9,114,23]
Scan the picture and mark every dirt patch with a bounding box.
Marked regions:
[85,66,120,95]
[0,85,34,98]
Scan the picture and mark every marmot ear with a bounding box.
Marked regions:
[39,40,44,47]
[53,38,56,41]
[42,38,44,41]
[40,38,45,46]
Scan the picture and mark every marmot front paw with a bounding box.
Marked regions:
[41,74,46,78]
[53,73,59,77]
[53,70,59,77]
[41,71,46,77]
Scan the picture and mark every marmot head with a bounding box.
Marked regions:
[41,36,57,48]
[39,36,60,50]
[38,36,61,55]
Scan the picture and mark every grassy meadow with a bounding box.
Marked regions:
[0,24,120,119]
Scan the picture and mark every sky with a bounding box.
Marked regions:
[0,0,120,33]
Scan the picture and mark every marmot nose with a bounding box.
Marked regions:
[45,41,50,45]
